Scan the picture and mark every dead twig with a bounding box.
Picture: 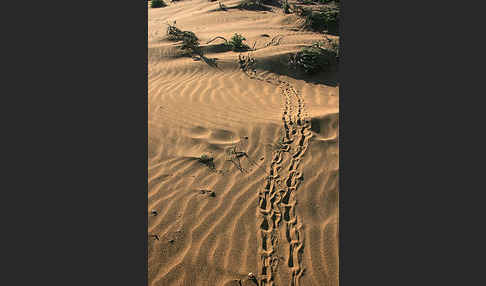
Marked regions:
[206,36,228,45]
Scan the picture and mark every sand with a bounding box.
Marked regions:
[148,1,339,285]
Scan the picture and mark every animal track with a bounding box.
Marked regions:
[225,136,262,174]
[241,61,312,285]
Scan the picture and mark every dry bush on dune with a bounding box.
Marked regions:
[166,22,220,67]
[180,33,200,54]
[283,0,291,13]
[293,3,340,34]
[166,22,201,53]
[238,53,256,73]
[237,0,271,11]
[289,37,339,74]
[206,33,251,52]
[166,22,189,41]
[199,154,212,163]
[151,0,167,8]
[227,33,250,52]
[198,154,216,169]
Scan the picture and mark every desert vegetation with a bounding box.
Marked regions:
[148,2,340,285]
[289,37,339,74]
[294,4,339,33]
[151,0,167,8]
[206,33,251,52]
[237,0,271,11]
[226,34,251,52]
[167,22,202,54]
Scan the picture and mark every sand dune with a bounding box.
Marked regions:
[148,1,339,285]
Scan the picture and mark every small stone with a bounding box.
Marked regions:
[248,272,255,280]
[209,191,216,197]
[169,239,174,243]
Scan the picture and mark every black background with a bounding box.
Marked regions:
[2,0,485,284]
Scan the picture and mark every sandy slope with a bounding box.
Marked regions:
[148,1,339,285]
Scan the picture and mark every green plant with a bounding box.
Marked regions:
[302,6,339,33]
[226,33,250,52]
[166,22,201,55]
[289,39,339,74]
[199,154,216,169]
[180,31,200,53]
[199,154,213,163]
[320,5,339,32]
[237,0,269,11]
[166,22,188,41]
[282,0,290,13]
[327,37,339,55]
[206,33,252,52]
[151,0,167,8]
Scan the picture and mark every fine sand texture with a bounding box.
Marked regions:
[148,1,339,285]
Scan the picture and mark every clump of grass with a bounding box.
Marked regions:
[166,22,201,55]
[151,0,167,8]
[199,154,210,161]
[319,5,340,32]
[289,38,339,74]
[198,154,215,169]
[300,5,340,33]
[237,0,269,11]
[227,33,250,52]
[282,0,290,13]
[166,22,185,41]
[327,37,339,55]
[206,33,251,52]
[165,23,220,67]
[180,31,200,54]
